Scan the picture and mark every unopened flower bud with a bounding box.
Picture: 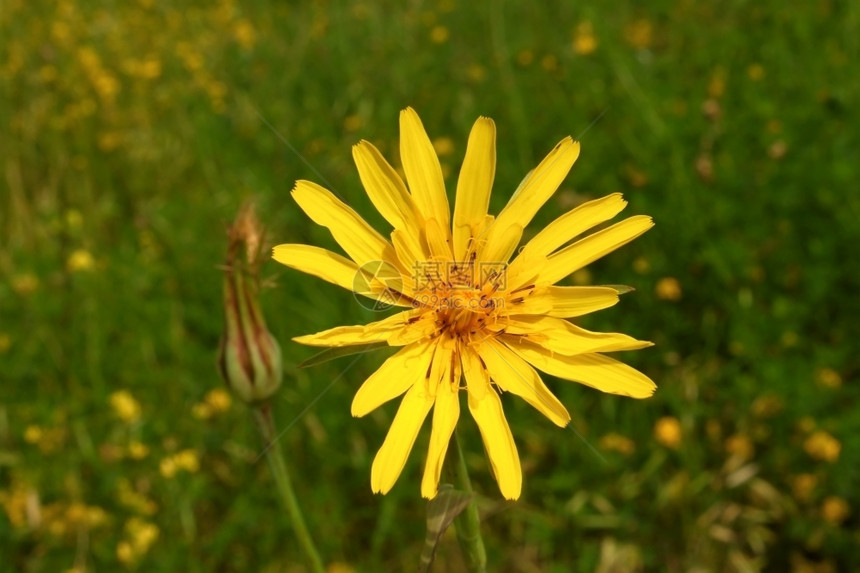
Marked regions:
[218,203,282,404]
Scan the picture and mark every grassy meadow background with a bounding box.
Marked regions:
[1,0,858,571]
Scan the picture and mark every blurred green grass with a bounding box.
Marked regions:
[1,0,858,571]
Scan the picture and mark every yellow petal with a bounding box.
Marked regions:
[509,342,657,398]
[507,286,621,318]
[502,316,653,355]
[461,346,489,401]
[477,339,570,427]
[352,339,437,417]
[453,117,496,261]
[293,310,418,347]
[400,107,450,229]
[370,384,435,494]
[468,387,521,500]
[353,141,424,241]
[425,217,453,262]
[481,138,580,263]
[421,348,461,499]
[291,180,400,267]
[507,193,627,283]
[272,243,362,291]
[538,215,654,286]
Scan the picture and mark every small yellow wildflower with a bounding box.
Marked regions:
[791,473,817,502]
[747,63,765,80]
[430,25,449,44]
[174,449,200,473]
[24,425,43,444]
[625,19,653,50]
[516,49,534,66]
[12,273,39,295]
[127,441,150,460]
[344,114,363,132]
[655,277,682,301]
[206,388,232,413]
[110,390,141,423]
[815,367,842,389]
[573,21,597,55]
[599,433,635,456]
[724,433,754,460]
[654,416,681,449]
[234,19,257,50]
[820,496,850,525]
[633,257,650,274]
[67,249,95,272]
[804,430,841,462]
[751,393,784,418]
[274,108,655,499]
[159,457,177,479]
[432,136,455,157]
[0,333,10,353]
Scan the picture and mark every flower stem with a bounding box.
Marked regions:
[450,428,487,572]
[254,404,325,573]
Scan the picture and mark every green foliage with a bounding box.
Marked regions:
[1,0,858,571]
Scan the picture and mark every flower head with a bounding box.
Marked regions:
[274,108,655,499]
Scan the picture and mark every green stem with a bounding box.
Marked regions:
[450,429,487,572]
[254,405,325,573]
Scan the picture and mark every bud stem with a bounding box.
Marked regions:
[253,404,325,573]
[448,428,487,572]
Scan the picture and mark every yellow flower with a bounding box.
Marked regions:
[599,432,635,456]
[573,21,597,55]
[273,108,655,500]
[821,496,850,525]
[804,430,841,462]
[791,473,817,502]
[654,416,681,449]
[109,390,141,423]
[67,249,95,272]
[655,277,682,301]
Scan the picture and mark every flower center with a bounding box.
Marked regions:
[427,284,503,338]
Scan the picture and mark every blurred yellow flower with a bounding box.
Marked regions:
[273,108,655,500]
[751,393,784,418]
[431,136,455,156]
[327,563,356,573]
[12,273,40,295]
[344,114,363,132]
[206,388,232,412]
[820,496,850,525]
[430,25,449,44]
[234,19,257,50]
[815,367,842,389]
[655,277,682,301]
[654,416,682,449]
[160,449,199,478]
[599,432,636,456]
[724,433,754,460]
[109,390,142,423]
[0,333,10,354]
[516,49,534,66]
[747,63,765,80]
[24,425,43,444]
[127,441,150,460]
[625,19,653,50]
[159,457,177,479]
[804,430,841,462]
[791,473,817,502]
[117,518,159,564]
[67,249,95,272]
[573,21,597,55]
[632,257,650,274]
